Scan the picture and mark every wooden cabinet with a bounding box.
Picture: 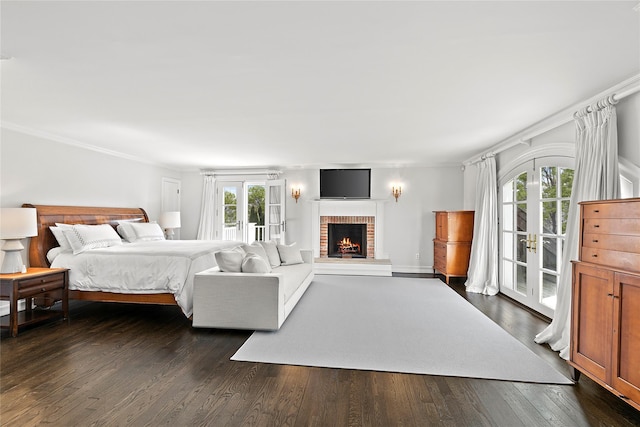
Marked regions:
[433,211,474,284]
[570,198,640,411]
[0,268,68,337]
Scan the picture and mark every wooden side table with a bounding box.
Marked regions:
[0,267,69,337]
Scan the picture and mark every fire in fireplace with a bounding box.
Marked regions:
[328,223,367,258]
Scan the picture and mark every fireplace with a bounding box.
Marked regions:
[328,223,367,258]
[312,201,391,275]
[319,215,375,258]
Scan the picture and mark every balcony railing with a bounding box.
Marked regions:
[223,223,266,243]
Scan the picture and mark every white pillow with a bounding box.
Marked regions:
[58,223,123,254]
[49,226,72,251]
[214,247,246,272]
[241,253,271,273]
[115,219,143,242]
[277,242,304,265]
[242,243,272,273]
[258,240,281,268]
[129,222,165,242]
[46,246,68,264]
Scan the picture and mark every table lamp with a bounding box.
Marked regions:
[159,211,181,240]
[1,208,38,274]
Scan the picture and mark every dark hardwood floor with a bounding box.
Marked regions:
[2,275,640,426]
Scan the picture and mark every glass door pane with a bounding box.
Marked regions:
[221,183,242,241]
[538,166,573,311]
[501,170,529,296]
[246,183,266,242]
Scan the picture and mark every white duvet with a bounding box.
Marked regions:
[50,240,242,317]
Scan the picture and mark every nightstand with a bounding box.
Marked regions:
[0,267,69,337]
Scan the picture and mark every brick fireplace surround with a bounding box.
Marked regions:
[320,216,375,258]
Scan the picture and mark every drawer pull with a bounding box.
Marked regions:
[592,239,598,243]
[593,209,600,213]
[591,254,598,258]
[593,224,600,228]
[41,288,46,292]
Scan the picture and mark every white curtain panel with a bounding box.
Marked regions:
[196,175,216,240]
[465,156,499,296]
[535,100,619,359]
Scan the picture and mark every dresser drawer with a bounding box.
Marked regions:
[582,201,640,219]
[17,273,66,298]
[433,256,446,272]
[582,218,640,236]
[433,241,447,271]
[581,247,640,273]
[582,233,640,254]
[434,241,447,255]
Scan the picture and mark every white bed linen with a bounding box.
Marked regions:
[50,240,242,317]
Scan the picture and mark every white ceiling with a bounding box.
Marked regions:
[1,1,639,171]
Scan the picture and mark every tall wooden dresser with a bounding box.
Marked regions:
[433,211,474,284]
[570,198,640,411]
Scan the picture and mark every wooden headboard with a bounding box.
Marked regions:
[22,204,149,268]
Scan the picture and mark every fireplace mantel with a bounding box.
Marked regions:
[311,199,388,259]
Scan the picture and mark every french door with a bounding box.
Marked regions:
[265,179,286,244]
[219,181,246,242]
[217,179,285,244]
[499,158,573,318]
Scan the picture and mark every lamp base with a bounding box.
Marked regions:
[1,239,26,274]
[164,228,175,240]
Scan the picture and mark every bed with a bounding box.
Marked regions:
[23,204,242,317]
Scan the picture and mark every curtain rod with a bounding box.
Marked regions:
[464,74,640,166]
[200,168,282,177]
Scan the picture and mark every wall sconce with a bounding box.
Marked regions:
[291,187,301,203]
[392,185,402,202]
[0,208,38,273]
[159,211,181,240]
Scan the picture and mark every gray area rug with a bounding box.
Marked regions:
[232,275,572,384]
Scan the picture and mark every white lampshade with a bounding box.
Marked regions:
[1,208,38,274]
[159,211,181,229]
[0,208,38,239]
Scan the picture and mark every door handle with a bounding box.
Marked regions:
[530,234,537,254]
[520,234,537,253]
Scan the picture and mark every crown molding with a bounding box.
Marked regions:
[1,121,180,171]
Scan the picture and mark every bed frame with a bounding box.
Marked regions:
[23,204,177,305]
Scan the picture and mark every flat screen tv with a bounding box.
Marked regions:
[320,169,371,199]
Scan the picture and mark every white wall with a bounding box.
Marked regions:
[180,170,205,240]
[1,128,181,213]
[617,93,640,166]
